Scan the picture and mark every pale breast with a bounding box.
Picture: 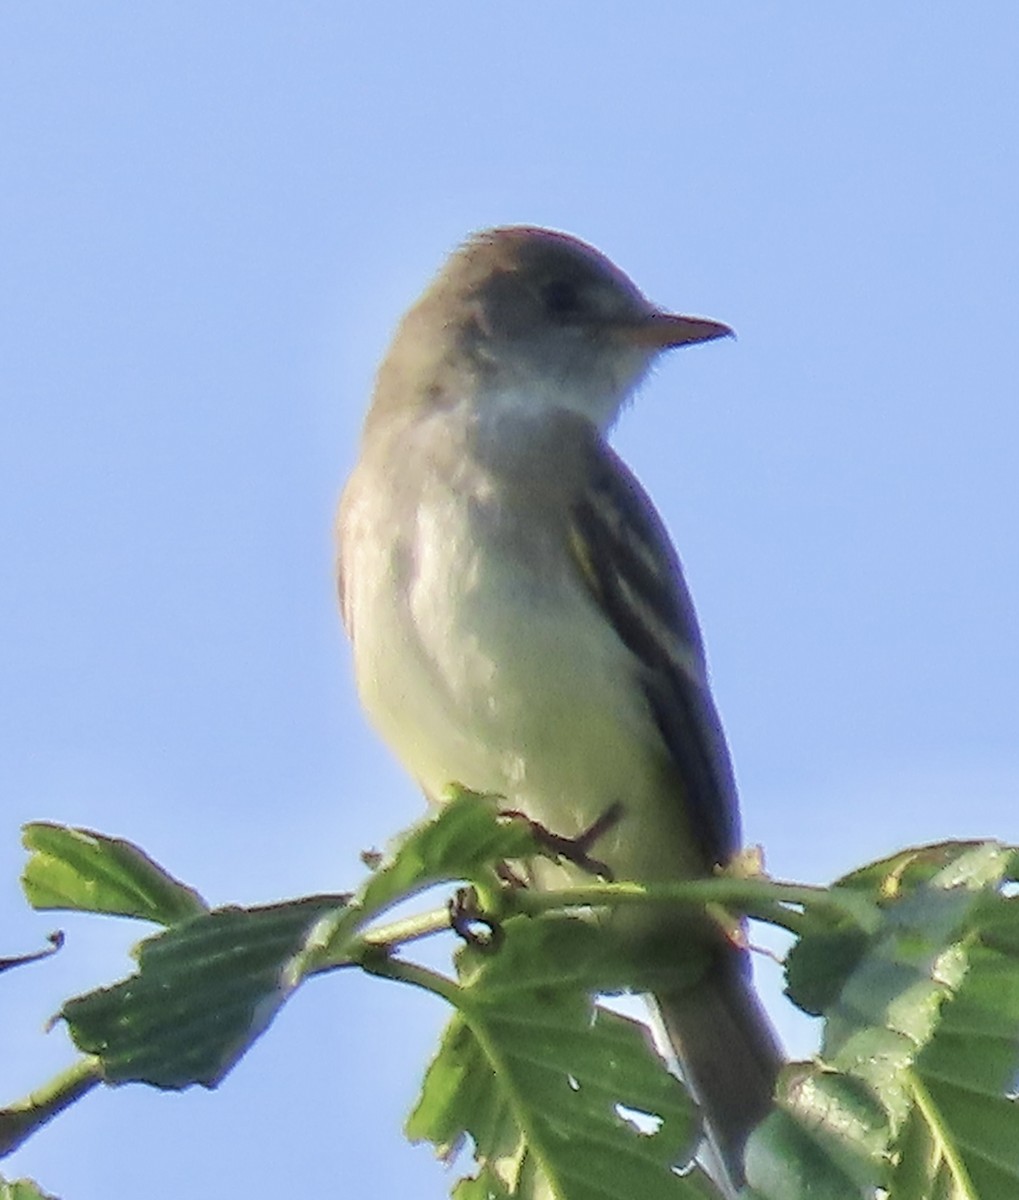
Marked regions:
[339,406,702,887]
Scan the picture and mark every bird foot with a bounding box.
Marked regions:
[499,800,624,881]
[448,886,502,950]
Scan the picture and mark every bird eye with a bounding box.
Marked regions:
[541,279,582,318]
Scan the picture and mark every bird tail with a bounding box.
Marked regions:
[654,950,782,1196]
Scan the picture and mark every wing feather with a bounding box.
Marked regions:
[569,439,740,866]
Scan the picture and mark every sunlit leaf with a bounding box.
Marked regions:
[407,914,714,1200]
[22,823,206,925]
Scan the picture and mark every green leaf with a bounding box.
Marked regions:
[61,894,349,1088]
[824,844,1011,1109]
[453,1164,513,1199]
[895,939,1019,1197]
[784,842,1015,1020]
[783,927,869,1017]
[356,788,540,916]
[318,789,545,965]
[764,840,1019,1199]
[743,1065,891,1199]
[21,823,207,925]
[407,914,715,1200]
[0,1178,59,1200]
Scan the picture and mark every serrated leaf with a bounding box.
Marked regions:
[825,845,1010,1103]
[902,941,1019,1197]
[357,789,540,915]
[407,914,714,1200]
[783,927,869,1017]
[769,840,1019,1199]
[319,790,546,965]
[21,823,207,924]
[785,843,1014,1022]
[453,1164,514,1199]
[61,894,348,1087]
[742,1064,890,1199]
[835,842,1004,900]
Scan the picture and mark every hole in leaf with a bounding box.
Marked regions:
[614,1103,662,1136]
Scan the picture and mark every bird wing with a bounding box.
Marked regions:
[567,435,740,867]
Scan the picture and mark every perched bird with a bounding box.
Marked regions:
[337,226,782,1193]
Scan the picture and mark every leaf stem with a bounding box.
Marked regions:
[306,905,457,975]
[513,877,881,932]
[907,1069,978,1198]
[360,954,461,1006]
[360,906,454,951]
[319,873,876,975]
[0,1057,103,1157]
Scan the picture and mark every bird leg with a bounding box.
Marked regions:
[448,803,625,947]
[498,800,624,881]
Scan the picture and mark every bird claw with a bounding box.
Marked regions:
[448,886,503,950]
[449,804,626,948]
[499,801,624,881]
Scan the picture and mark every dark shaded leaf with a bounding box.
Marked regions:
[62,894,348,1088]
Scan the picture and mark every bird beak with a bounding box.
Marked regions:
[626,310,734,349]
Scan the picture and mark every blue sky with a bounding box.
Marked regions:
[3,6,1018,1197]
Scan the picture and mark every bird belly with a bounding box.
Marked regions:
[345,486,702,888]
